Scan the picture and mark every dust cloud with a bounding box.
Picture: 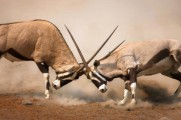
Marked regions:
[0,0,181,106]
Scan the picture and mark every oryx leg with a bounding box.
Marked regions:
[162,70,181,97]
[169,50,181,96]
[36,62,51,99]
[129,68,137,105]
[118,80,131,105]
[118,68,137,105]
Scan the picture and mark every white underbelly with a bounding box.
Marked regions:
[138,57,175,76]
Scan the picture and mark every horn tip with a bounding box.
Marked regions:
[64,24,68,28]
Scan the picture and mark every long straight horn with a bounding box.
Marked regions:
[64,25,90,72]
[99,40,125,61]
[86,26,118,64]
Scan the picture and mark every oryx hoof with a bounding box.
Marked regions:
[45,90,50,99]
[45,94,50,99]
[118,99,127,106]
[130,99,136,105]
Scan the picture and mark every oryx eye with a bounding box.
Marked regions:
[94,60,100,67]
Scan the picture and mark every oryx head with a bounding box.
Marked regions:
[89,40,126,90]
[52,25,119,92]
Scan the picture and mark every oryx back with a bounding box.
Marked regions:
[115,39,181,76]
[0,20,79,72]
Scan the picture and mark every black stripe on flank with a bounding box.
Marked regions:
[147,49,170,65]
[7,48,31,61]
[0,52,4,56]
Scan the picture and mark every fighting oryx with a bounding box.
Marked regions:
[85,39,181,105]
[0,19,117,99]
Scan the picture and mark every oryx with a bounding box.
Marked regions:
[87,39,181,105]
[0,19,118,99]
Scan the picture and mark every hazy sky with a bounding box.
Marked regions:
[1,0,181,60]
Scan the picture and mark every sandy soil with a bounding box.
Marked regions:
[0,60,181,120]
[0,90,181,120]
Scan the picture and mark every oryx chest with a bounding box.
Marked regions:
[138,57,175,76]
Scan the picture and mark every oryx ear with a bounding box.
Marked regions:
[94,60,100,67]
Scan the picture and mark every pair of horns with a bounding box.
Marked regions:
[98,40,125,61]
[64,25,119,75]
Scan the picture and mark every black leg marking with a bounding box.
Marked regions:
[36,62,51,98]
[36,62,49,73]
[129,68,137,84]
[124,80,131,91]
[129,67,137,104]
[46,81,51,90]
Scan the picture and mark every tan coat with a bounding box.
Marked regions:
[0,20,79,73]
[98,39,181,77]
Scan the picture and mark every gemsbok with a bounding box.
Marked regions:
[0,19,117,99]
[80,39,181,105]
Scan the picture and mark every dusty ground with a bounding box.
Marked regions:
[0,90,181,120]
[0,60,181,120]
